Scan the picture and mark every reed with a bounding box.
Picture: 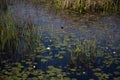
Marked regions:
[0,12,44,60]
[68,38,102,68]
[24,0,119,14]
[0,13,44,56]
[21,0,120,15]
[51,0,120,14]
[0,12,18,52]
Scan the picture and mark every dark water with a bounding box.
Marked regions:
[0,1,120,80]
[10,2,120,52]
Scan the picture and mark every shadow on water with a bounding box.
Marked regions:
[0,0,8,13]
[0,1,120,80]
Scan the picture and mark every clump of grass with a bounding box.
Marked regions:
[28,0,118,15]
[68,39,103,68]
[0,12,19,52]
[75,39,97,62]
[53,0,120,14]
[19,22,44,53]
[0,12,44,60]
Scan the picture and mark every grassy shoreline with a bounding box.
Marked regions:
[24,0,120,15]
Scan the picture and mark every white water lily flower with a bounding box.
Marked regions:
[33,65,36,68]
[106,47,108,49]
[47,47,50,50]
[113,51,116,54]
[49,40,52,42]
[83,71,86,74]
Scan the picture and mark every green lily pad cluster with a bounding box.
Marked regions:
[46,66,70,80]
[94,73,109,80]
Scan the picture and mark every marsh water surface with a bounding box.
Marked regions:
[0,1,120,80]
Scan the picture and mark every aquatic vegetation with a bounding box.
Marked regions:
[34,43,45,53]
[55,54,64,59]
[46,66,66,79]
[25,0,120,15]
[92,68,102,72]
[94,72,109,80]
[114,71,120,76]
[114,77,120,80]
[41,58,47,63]
[67,39,100,68]
[0,12,19,52]
[0,1,120,80]
[45,55,53,60]
[116,66,120,70]
[70,68,76,72]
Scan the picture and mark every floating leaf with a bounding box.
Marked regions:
[70,68,76,72]
[92,68,102,72]
[41,59,47,63]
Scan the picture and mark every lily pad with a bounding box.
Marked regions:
[41,59,47,63]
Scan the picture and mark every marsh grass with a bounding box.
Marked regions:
[0,12,18,52]
[0,12,44,55]
[68,38,102,68]
[20,23,45,53]
[25,0,120,15]
[53,0,120,14]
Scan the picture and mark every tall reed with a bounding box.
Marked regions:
[52,0,120,14]
[0,12,18,52]
[24,0,119,14]
[68,38,102,68]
